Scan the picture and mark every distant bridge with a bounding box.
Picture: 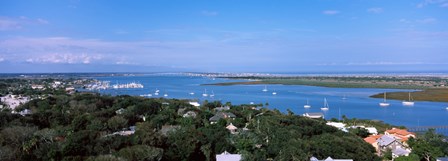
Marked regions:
[407,126,448,135]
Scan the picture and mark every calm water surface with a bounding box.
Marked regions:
[93,74,448,128]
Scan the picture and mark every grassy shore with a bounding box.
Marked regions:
[370,88,448,102]
[205,78,436,89]
[204,76,448,102]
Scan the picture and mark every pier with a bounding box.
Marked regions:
[407,126,448,136]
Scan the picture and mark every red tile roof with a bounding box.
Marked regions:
[386,128,415,137]
[364,135,383,144]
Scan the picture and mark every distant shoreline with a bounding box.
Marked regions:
[204,76,448,102]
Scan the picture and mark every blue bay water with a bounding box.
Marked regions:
[93,74,448,128]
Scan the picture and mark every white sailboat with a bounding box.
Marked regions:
[210,91,215,97]
[262,85,268,92]
[272,92,277,95]
[342,95,347,100]
[154,88,160,95]
[202,89,208,97]
[189,92,195,95]
[402,92,414,106]
[321,98,329,111]
[379,92,390,107]
[304,99,311,108]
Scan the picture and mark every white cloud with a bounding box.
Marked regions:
[417,0,448,8]
[417,18,437,24]
[0,16,49,31]
[367,8,383,14]
[0,18,22,31]
[319,61,448,66]
[399,18,437,24]
[36,18,49,24]
[201,10,218,16]
[399,19,411,23]
[322,10,340,15]
[114,30,129,34]
[25,53,103,64]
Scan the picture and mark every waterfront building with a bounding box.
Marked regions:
[303,112,324,119]
[385,128,416,142]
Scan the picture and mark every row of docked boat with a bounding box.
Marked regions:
[85,81,144,90]
[112,82,144,89]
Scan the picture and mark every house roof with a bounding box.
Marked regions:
[303,112,324,118]
[183,111,197,118]
[377,135,397,146]
[437,157,448,161]
[386,128,415,137]
[160,125,180,136]
[226,123,237,130]
[215,106,230,111]
[364,134,383,144]
[392,147,410,156]
[310,156,353,161]
[216,151,241,161]
[209,112,236,122]
[365,127,378,134]
[209,115,222,121]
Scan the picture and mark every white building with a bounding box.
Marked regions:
[303,112,324,119]
[365,127,378,135]
[326,122,348,132]
[189,102,201,107]
[216,151,241,161]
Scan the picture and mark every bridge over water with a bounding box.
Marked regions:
[407,126,448,136]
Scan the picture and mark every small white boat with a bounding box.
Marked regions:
[262,86,268,92]
[445,107,448,110]
[272,92,277,95]
[189,92,195,95]
[342,95,347,100]
[154,92,159,96]
[164,94,168,97]
[202,89,208,97]
[321,98,329,111]
[155,89,160,93]
[379,92,390,107]
[210,91,215,97]
[402,92,414,106]
[250,102,254,105]
[304,99,311,108]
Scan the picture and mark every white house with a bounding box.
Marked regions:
[189,102,201,107]
[303,112,324,119]
[216,151,241,161]
[326,122,348,132]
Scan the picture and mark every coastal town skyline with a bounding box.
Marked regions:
[1,0,447,73]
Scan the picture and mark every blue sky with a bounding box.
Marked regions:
[0,0,447,73]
